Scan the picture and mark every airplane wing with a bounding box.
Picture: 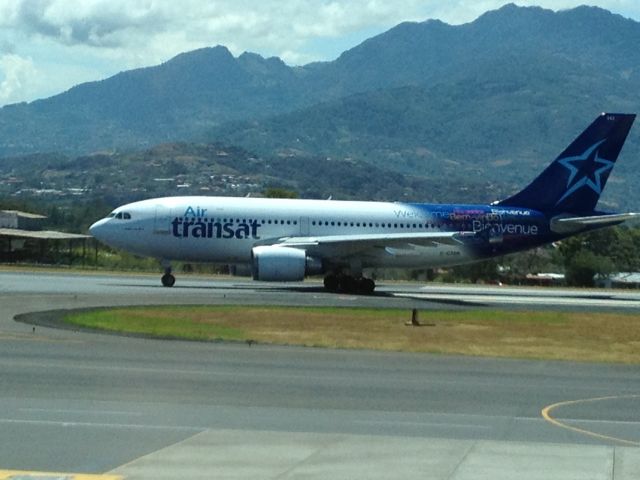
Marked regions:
[551,213,639,233]
[256,231,476,258]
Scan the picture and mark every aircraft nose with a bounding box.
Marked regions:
[89,218,108,240]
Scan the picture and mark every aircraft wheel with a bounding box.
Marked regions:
[161,273,176,287]
[360,278,375,295]
[340,276,357,294]
[324,274,339,292]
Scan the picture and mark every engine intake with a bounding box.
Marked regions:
[251,246,322,281]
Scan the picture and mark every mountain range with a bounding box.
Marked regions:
[1,4,639,210]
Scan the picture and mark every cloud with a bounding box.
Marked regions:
[0,0,639,106]
[13,0,170,47]
[2,1,428,59]
[5,1,639,64]
[4,1,640,51]
[0,53,38,105]
[0,41,16,54]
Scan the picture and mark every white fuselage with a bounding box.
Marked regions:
[90,196,477,269]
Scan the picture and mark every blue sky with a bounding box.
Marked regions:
[1,1,639,107]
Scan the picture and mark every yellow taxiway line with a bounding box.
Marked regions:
[541,394,640,446]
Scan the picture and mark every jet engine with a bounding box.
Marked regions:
[251,246,322,281]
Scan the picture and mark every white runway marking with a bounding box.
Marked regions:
[396,292,640,308]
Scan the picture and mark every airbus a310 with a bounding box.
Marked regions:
[90,113,637,294]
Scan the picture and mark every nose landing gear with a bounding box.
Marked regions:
[161,262,175,287]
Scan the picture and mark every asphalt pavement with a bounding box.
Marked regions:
[1,270,639,479]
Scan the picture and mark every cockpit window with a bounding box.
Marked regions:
[111,211,131,220]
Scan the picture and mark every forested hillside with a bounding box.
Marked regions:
[1,4,639,210]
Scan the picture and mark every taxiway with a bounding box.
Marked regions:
[1,270,639,479]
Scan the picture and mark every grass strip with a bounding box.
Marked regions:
[63,306,640,363]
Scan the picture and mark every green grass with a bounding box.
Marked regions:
[65,306,246,341]
[63,306,640,363]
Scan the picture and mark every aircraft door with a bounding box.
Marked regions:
[299,217,310,236]
[153,205,172,234]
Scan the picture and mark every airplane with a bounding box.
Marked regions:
[90,112,637,294]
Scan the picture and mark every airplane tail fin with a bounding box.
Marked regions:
[497,113,635,214]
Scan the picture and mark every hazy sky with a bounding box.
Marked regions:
[1,1,639,107]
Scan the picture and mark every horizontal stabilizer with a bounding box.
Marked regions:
[551,212,639,233]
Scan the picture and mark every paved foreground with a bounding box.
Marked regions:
[111,429,640,480]
[1,271,639,479]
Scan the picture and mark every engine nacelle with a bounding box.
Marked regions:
[251,246,322,282]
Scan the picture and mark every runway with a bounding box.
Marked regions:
[1,270,640,479]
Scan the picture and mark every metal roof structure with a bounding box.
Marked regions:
[0,210,47,220]
[0,228,90,240]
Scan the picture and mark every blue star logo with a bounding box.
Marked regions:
[555,139,614,206]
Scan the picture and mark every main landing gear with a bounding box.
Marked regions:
[161,263,175,287]
[323,274,375,295]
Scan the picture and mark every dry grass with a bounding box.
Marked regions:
[64,306,640,363]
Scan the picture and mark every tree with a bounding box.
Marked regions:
[501,246,558,281]
[451,258,499,283]
[564,250,613,287]
[263,187,298,199]
[558,227,640,285]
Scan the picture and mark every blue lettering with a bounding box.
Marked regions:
[169,216,262,241]
[250,220,259,239]
[236,223,250,239]
[172,218,182,237]
[223,223,235,239]
[192,221,206,238]
[184,206,208,217]
[182,219,194,237]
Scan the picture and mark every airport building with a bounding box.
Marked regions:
[0,209,92,264]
